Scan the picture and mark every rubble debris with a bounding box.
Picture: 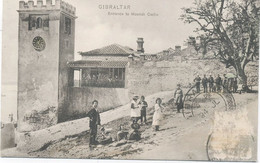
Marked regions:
[23,106,57,131]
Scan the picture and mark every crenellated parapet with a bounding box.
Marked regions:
[60,0,76,16]
[18,0,76,17]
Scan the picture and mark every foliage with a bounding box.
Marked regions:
[180,0,260,86]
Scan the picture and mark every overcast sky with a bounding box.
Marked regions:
[2,0,197,84]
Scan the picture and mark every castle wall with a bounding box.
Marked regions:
[127,59,237,97]
[65,58,237,121]
[65,58,260,121]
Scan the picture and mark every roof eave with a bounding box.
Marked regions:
[80,53,134,57]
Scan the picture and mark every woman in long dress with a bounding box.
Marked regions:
[152,98,164,131]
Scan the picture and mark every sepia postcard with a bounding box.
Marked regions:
[0,0,259,162]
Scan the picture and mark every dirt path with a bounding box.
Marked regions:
[135,121,211,160]
[129,93,258,161]
[122,104,213,160]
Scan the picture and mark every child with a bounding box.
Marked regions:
[130,96,140,123]
[138,96,148,124]
[152,98,164,131]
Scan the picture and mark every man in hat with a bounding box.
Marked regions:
[223,74,228,92]
[85,100,101,147]
[215,74,222,92]
[208,75,214,92]
[202,74,208,93]
[233,77,238,93]
[228,77,234,92]
[194,75,201,93]
[174,84,183,113]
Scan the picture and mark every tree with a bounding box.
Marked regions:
[180,0,259,91]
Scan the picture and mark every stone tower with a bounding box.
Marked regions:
[17,0,76,132]
[136,38,144,53]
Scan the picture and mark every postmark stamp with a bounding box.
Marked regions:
[182,83,236,119]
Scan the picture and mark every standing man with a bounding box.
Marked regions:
[228,78,234,92]
[174,84,183,113]
[194,75,201,93]
[202,74,208,93]
[215,74,222,92]
[208,75,214,92]
[86,100,101,147]
[223,74,228,92]
[233,78,238,93]
[138,96,148,125]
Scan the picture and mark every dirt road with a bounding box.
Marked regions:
[2,91,257,161]
[133,93,258,161]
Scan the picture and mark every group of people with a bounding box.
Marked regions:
[84,98,148,147]
[85,72,242,147]
[85,82,185,147]
[130,84,184,132]
[130,96,148,125]
[194,74,238,93]
[130,96,164,131]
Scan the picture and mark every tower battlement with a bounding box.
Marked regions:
[19,0,76,16]
[60,1,76,15]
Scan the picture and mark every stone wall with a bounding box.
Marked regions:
[127,59,237,97]
[1,123,15,150]
[65,87,129,121]
[64,59,258,121]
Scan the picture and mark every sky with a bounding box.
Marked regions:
[2,0,198,84]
